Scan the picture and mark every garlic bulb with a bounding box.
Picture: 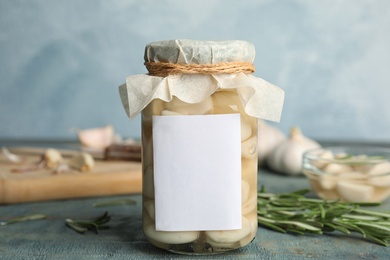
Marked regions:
[257,120,286,165]
[267,127,320,175]
[77,125,114,149]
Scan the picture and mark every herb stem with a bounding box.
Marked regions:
[257,188,390,246]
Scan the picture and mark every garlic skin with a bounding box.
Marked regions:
[257,120,286,165]
[267,127,320,175]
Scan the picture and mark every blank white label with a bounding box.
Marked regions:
[152,114,242,231]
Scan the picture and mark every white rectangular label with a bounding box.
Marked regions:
[152,114,242,231]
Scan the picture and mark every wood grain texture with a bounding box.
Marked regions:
[0,154,142,204]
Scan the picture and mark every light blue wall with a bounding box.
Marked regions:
[1,0,389,142]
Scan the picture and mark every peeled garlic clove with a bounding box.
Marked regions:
[164,96,213,115]
[144,224,200,244]
[212,90,244,114]
[206,217,251,244]
[241,181,250,204]
[239,214,258,247]
[242,191,257,215]
[369,176,390,187]
[44,148,63,168]
[368,162,390,175]
[336,181,374,202]
[78,125,114,149]
[257,120,286,165]
[241,136,257,159]
[319,171,365,190]
[160,110,184,116]
[241,157,257,181]
[68,152,94,172]
[319,175,337,190]
[368,162,390,187]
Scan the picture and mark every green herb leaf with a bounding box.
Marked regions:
[0,214,47,226]
[65,211,111,234]
[257,189,390,246]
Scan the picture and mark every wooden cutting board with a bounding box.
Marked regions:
[0,151,142,204]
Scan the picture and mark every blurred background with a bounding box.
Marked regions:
[1,0,389,143]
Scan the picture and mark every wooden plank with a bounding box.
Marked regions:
[0,153,142,204]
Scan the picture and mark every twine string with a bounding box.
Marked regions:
[144,61,255,77]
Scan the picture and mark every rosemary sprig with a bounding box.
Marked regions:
[65,211,111,234]
[0,214,47,226]
[257,187,390,246]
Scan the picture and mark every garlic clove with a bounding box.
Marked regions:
[206,217,251,244]
[44,148,63,168]
[319,171,367,190]
[369,176,390,187]
[336,181,374,202]
[212,89,244,114]
[144,224,200,244]
[77,125,114,149]
[241,157,258,182]
[241,135,257,159]
[319,175,337,190]
[164,96,213,115]
[257,120,286,165]
[68,152,94,172]
[241,180,250,204]
[368,161,390,175]
[160,110,184,116]
[367,162,390,187]
[242,191,257,215]
[239,215,258,247]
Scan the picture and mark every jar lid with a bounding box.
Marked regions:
[144,39,255,65]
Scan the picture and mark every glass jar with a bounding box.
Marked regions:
[119,39,284,255]
[141,89,258,254]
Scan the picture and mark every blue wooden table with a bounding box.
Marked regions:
[1,141,389,259]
